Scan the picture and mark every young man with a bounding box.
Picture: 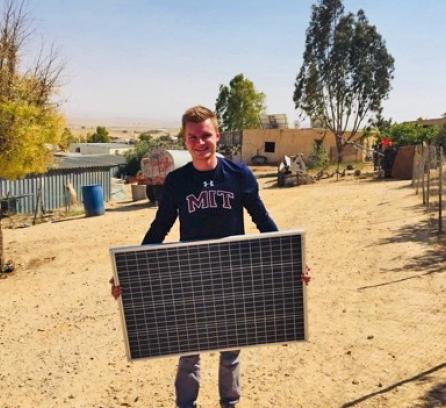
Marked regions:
[112,105,278,408]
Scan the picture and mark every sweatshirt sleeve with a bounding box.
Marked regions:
[241,166,278,233]
[141,174,178,244]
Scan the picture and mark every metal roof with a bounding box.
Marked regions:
[71,142,132,149]
[51,154,126,170]
[259,114,289,129]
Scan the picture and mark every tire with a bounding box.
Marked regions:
[251,155,267,165]
[146,185,156,202]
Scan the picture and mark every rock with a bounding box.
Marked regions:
[1,260,15,273]
[17,223,31,228]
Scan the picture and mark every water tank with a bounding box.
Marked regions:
[140,149,192,185]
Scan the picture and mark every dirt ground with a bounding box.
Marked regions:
[1,169,445,408]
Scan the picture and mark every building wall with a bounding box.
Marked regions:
[0,167,114,214]
[69,143,132,155]
[242,128,370,164]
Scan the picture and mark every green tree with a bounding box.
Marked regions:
[307,136,329,169]
[58,127,77,150]
[87,126,111,143]
[293,0,395,168]
[387,122,438,147]
[138,132,153,143]
[417,125,438,145]
[387,123,420,146]
[215,73,266,131]
[157,134,176,147]
[0,99,64,179]
[122,134,183,177]
[370,109,393,136]
[123,140,153,177]
[435,125,446,150]
[0,0,65,270]
[434,115,446,150]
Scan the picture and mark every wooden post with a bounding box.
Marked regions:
[64,182,69,213]
[412,146,417,188]
[415,146,421,195]
[33,177,42,225]
[426,145,431,209]
[0,207,3,272]
[439,147,444,234]
[421,145,426,205]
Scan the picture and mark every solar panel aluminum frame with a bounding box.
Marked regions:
[110,229,308,361]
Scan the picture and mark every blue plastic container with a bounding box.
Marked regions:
[82,184,105,216]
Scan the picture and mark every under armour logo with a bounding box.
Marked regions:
[203,180,214,188]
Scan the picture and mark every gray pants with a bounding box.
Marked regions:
[175,350,241,408]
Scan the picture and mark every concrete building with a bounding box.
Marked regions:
[241,128,371,165]
[69,142,133,156]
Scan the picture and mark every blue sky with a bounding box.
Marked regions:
[25,0,446,127]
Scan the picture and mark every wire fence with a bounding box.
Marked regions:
[412,145,445,234]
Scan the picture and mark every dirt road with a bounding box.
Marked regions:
[1,173,445,408]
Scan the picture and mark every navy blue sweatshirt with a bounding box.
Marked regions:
[142,157,278,244]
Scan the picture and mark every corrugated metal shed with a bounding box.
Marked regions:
[53,153,126,169]
[0,154,126,214]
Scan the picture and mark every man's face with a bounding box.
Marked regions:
[184,118,220,164]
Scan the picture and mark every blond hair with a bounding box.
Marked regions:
[181,105,219,134]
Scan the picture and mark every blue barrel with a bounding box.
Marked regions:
[82,185,105,216]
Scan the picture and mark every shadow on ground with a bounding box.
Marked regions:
[418,381,446,408]
[341,363,446,407]
[359,209,445,290]
[386,245,446,275]
[376,216,440,246]
[363,177,409,185]
[106,200,156,212]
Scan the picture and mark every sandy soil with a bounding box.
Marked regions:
[1,169,445,408]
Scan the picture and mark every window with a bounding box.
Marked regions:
[264,142,275,153]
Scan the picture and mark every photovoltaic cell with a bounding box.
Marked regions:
[111,230,307,360]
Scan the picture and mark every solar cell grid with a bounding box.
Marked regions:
[111,230,307,360]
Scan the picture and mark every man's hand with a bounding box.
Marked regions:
[109,277,122,299]
[301,264,311,286]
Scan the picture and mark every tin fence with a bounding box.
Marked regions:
[0,167,114,214]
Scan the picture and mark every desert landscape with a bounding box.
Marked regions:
[1,170,445,408]
[67,121,180,144]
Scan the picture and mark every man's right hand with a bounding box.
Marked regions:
[109,277,122,299]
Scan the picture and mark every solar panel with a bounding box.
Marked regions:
[110,230,307,360]
[259,113,289,129]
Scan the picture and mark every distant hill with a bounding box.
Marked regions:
[67,119,180,142]
[66,113,180,129]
